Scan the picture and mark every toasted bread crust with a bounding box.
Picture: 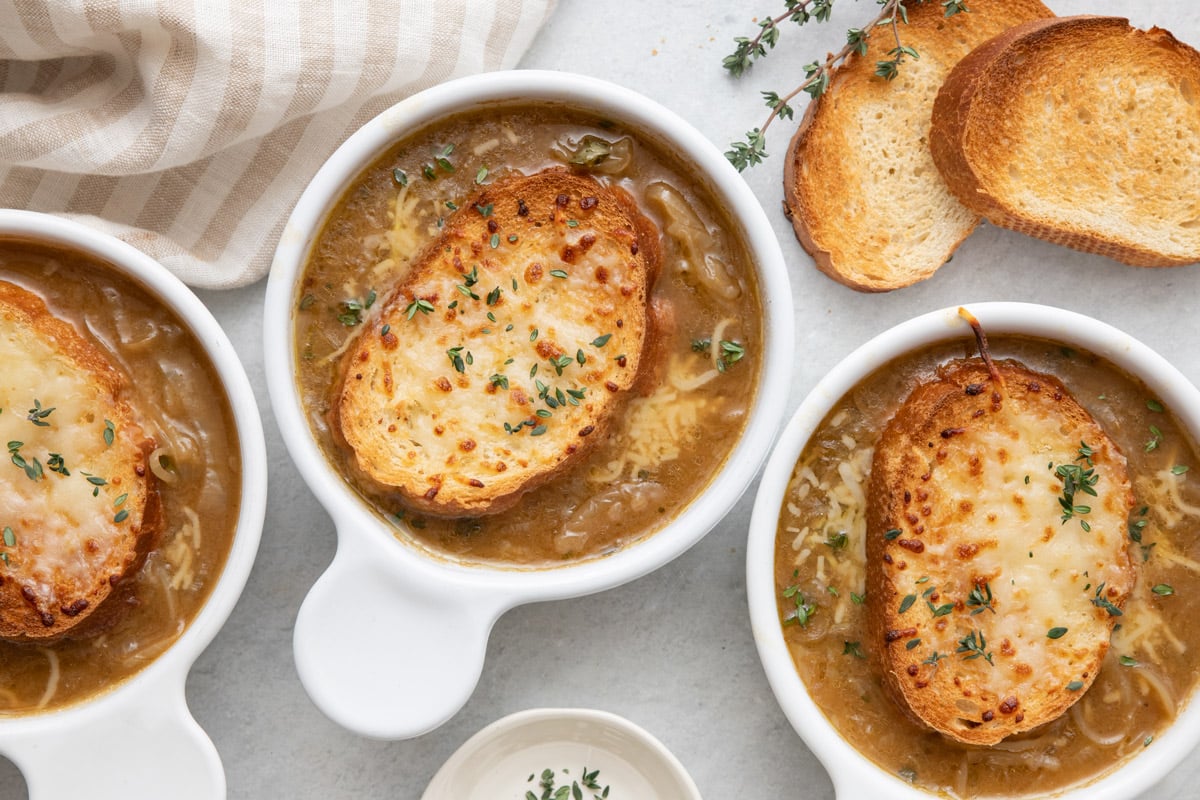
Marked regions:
[931,16,1200,267]
[335,168,661,517]
[0,280,159,642]
[783,0,1053,292]
[867,359,1134,744]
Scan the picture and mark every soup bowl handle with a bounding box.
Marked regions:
[293,521,509,739]
[0,663,223,800]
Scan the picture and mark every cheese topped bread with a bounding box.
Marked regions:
[334,168,661,517]
[867,356,1134,745]
[930,16,1200,267]
[0,280,159,641]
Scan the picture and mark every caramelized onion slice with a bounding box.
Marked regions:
[645,182,742,302]
[550,134,633,174]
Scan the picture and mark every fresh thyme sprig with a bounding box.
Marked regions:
[723,0,969,171]
[955,628,994,665]
[1054,443,1099,531]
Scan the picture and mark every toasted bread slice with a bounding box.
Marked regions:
[335,168,661,517]
[867,358,1134,745]
[0,280,159,642]
[782,0,1054,292]
[931,16,1200,267]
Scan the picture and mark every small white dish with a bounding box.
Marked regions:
[0,210,266,800]
[746,302,1200,799]
[422,708,702,800]
[266,70,792,739]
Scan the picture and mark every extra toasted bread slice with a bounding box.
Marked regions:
[0,280,159,642]
[783,0,1054,292]
[867,358,1134,745]
[931,16,1200,267]
[335,168,661,517]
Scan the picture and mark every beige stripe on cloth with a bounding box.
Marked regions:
[0,0,557,288]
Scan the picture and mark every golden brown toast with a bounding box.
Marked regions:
[335,168,661,517]
[0,280,159,642]
[782,0,1054,292]
[867,359,1134,745]
[931,16,1200,267]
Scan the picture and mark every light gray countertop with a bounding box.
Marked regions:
[5,0,1200,797]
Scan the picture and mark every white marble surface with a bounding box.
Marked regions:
[5,0,1200,797]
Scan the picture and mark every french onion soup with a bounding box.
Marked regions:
[774,334,1200,797]
[294,104,762,565]
[0,239,241,713]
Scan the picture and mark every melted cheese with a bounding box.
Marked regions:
[0,306,147,611]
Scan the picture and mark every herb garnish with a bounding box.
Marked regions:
[1090,582,1123,617]
[47,453,69,476]
[404,298,435,319]
[26,399,54,427]
[525,766,610,800]
[691,338,747,372]
[956,629,994,665]
[337,294,372,326]
[782,583,816,627]
[966,582,995,615]
[722,0,969,170]
[843,640,865,659]
[446,347,467,373]
[1145,425,1163,452]
[1054,443,1099,530]
[1047,627,1068,639]
[8,441,42,481]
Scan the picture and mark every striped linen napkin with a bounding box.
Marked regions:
[0,0,556,288]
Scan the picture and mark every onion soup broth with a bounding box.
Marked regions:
[0,239,241,713]
[294,104,763,566]
[774,337,1200,797]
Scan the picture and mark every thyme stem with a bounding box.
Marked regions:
[724,0,968,170]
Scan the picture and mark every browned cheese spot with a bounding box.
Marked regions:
[885,627,918,643]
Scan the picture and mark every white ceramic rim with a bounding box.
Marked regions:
[264,68,793,601]
[0,209,267,730]
[421,707,702,800]
[747,301,1200,800]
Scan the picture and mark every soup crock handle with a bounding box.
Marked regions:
[292,522,506,739]
[0,663,223,800]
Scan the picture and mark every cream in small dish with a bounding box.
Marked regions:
[266,70,792,739]
[421,707,701,800]
[0,210,266,800]
[747,303,1200,799]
